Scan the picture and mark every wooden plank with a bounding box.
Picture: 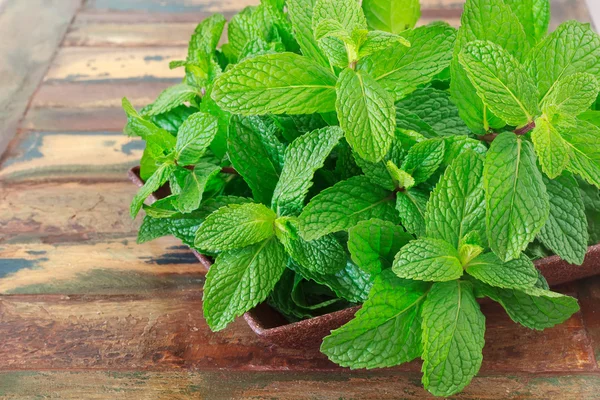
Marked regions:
[44,47,187,83]
[0,371,599,400]
[578,275,600,365]
[0,0,81,157]
[0,291,594,373]
[0,181,140,243]
[0,238,204,295]
[587,0,600,30]
[22,107,126,132]
[0,131,142,182]
[85,0,259,12]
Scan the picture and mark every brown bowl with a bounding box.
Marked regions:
[128,166,600,349]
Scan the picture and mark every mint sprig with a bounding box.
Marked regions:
[123,0,596,396]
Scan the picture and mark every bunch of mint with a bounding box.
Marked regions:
[122,0,600,396]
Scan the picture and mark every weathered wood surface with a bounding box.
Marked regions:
[0,0,81,156]
[0,0,599,398]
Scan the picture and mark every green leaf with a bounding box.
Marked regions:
[227,6,272,59]
[122,98,176,158]
[298,175,398,241]
[504,0,550,46]
[400,138,445,184]
[442,135,487,166]
[188,14,226,60]
[143,84,199,117]
[137,216,172,244]
[484,132,549,261]
[275,218,346,275]
[321,270,429,368]
[562,118,600,188]
[336,68,395,163]
[395,88,471,136]
[526,21,600,100]
[396,188,429,237]
[474,282,579,330]
[362,0,420,34]
[426,150,485,249]
[539,174,589,265]
[395,107,439,139]
[392,238,463,282]
[531,115,571,178]
[195,203,277,251]
[174,112,219,166]
[358,23,456,101]
[172,163,221,213]
[421,281,485,397]
[272,127,344,216]
[130,163,175,218]
[228,115,284,205]
[449,0,530,133]
[386,161,414,190]
[459,40,540,127]
[203,237,287,331]
[212,53,337,115]
[357,30,410,59]
[466,252,538,289]
[540,73,599,116]
[353,139,404,191]
[287,0,330,67]
[291,259,372,303]
[348,218,412,276]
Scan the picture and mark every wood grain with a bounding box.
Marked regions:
[0,131,142,182]
[44,47,186,83]
[0,371,599,399]
[0,0,82,157]
[0,181,139,243]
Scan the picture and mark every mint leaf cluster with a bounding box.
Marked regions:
[123,0,599,396]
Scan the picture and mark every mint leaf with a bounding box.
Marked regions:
[188,14,226,60]
[540,73,599,116]
[395,107,438,138]
[466,252,538,289]
[227,6,271,59]
[396,188,429,237]
[562,119,600,189]
[426,150,485,249]
[353,139,404,191]
[504,0,550,46]
[442,135,487,166]
[395,88,471,136]
[212,53,337,115]
[539,174,589,265]
[195,203,277,251]
[203,237,287,331]
[228,115,284,204]
[459,40,540,127]
[362,0,420,34]
[392,238,463,282]
[130,163,175,218]
[122,98,175,158]
[348,218,412,276]
[474,282,579,330]
[336,68,395,162]
[357,31,410,59]
[138,216,171,244]
[173,163,221,213]
[450,0,530,132]
[359,23,456,101]
[298,175,398,241]
[401,138,445,185]
[531,115,571,178]
[276,217,346,275]
[526,21,600,100]
[421,280,485,397]
[484,132,549,261]
[313,0,367,33]
[287,0,330,67]
[175,112,219,166]
[272,127,344,216]
[143,84,199,117]
[321,270,429,368]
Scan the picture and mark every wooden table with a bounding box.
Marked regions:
[0,0,599,398]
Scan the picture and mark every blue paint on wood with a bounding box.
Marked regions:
[121,140,145,155]
[0,258,45,278]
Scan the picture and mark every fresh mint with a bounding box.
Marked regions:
[123,0,596,396]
